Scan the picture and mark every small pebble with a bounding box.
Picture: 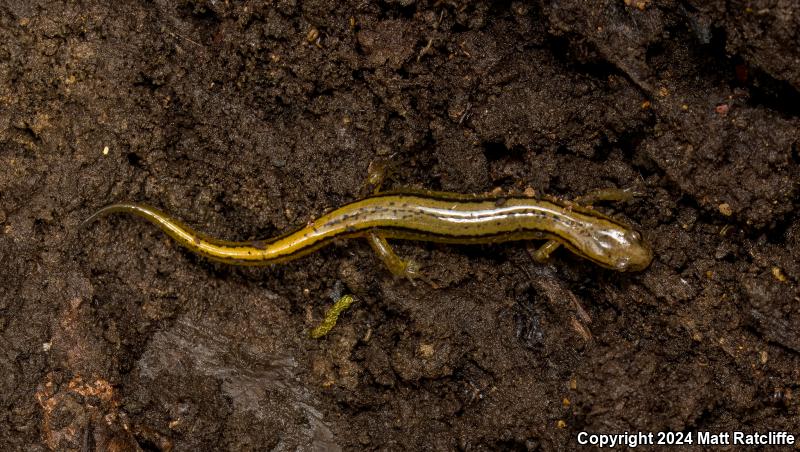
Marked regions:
[771,267,787,282]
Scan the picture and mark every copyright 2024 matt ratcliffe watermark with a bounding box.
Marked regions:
[577,431,796,448]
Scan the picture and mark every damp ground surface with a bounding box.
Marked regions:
[1,1,799,450]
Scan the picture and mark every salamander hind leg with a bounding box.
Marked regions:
[367,233,420,282]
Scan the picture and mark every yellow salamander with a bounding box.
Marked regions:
[85,190,652,273]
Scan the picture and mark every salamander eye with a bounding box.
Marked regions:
[625,230,641,242]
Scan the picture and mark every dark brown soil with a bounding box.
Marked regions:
[2,1,799,450]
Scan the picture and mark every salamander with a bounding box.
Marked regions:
[84,190,653,273]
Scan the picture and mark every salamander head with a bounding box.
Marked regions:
[585,226,653,272]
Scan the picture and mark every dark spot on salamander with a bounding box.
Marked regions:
[345,225,356,233]
[495,198,508,207]
[193,236,201,245]
[251,240,267,250]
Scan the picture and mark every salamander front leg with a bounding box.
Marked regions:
[361,160,393,196]
[529,240,561,263]
[367,233,421,283]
